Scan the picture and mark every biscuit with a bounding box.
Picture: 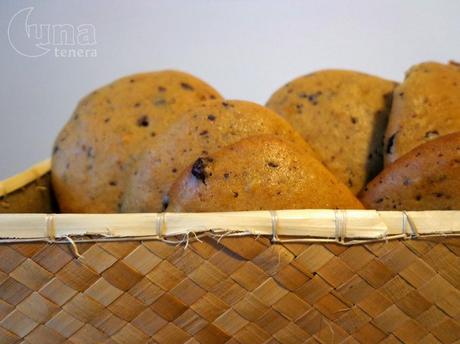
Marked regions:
[52,70,222,212]
[385,61,460,165]
[167,135,364,212]
[360,132,460,210]
[267,69,396,194]
[121,100,315,212]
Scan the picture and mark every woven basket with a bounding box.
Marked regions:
[0,162,459,344]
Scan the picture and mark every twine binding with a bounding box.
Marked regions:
[334,209,347,244]
[155,212,165,238]
[403,210,419,238]
[45,213,56,240]
[270,210,279,243]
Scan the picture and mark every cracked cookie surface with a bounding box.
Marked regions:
[168,135,364,212]
[267,69,396,194]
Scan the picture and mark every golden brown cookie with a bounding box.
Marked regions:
[385,61,460,165]
[267,69,396,194]
[52,70,222,213]
[121,100,315,212]
[167,135,364,212]
[360,132,460,210]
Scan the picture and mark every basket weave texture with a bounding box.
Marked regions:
[0,235,459,344]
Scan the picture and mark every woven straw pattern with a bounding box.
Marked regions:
[0,236,459,344]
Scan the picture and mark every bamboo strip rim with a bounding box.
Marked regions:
[0,210,459,247]
[0,158,51,197]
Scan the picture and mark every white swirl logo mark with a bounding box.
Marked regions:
[8,7,97,58]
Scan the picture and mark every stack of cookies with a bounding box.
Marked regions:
[52,62,460,212]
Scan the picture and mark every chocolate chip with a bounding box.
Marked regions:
[233,192,239,198]
[134,103,141,108]
[137,115,149,127]
[267,161,279,168]
[162,195,169,211]
[150,131,156,137]
[191,157,212,184]
[109,181,117,186]
[224,173,229,179]
[200,130,208,136]
[172,168,177,173]
[351,116,358,124]
[415,194,422,201]
[53,145,59,154]
[299,91,322,105]
[375,198,384,204]
[180,82,194,91]
[104,117,111,123]
[207,114,216,121]
[386,132,397,154]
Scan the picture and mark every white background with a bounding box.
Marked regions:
[1,0,459,179]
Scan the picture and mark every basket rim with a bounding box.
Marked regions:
[0,210,459,246]
[0,158,51,197]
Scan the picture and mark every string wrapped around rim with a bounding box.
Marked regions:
[334,209,347,243]
[45,213,82,257]
[270,210,279,243]
[403,210,419,238]
[45,213,56,240]
[155,212,166,238]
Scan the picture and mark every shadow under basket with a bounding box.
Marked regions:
[0,161,459,344]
